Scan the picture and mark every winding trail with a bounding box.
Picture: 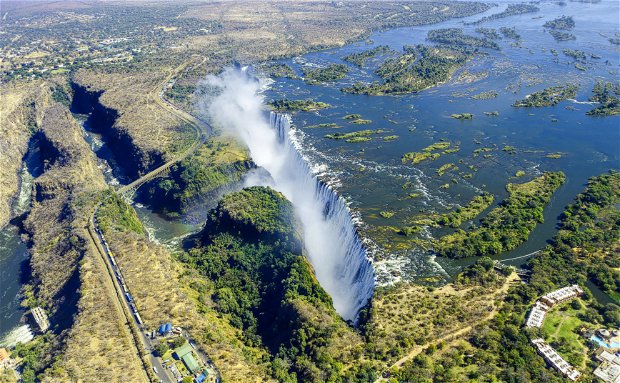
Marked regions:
[86,57,213,383]
[374,272,520,382]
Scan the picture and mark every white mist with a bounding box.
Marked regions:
[198,68,374,322]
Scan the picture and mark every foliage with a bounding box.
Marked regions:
[427,28,499,50]
[303,64,349,84]
[436,172,565,258]
[141,136,252,216]
[259,63,298,79]
[402,141,455,165]
[513,84,578,107]
[451,113,473,119]
[325,129,385,143]
[342,45,470,95]
[499,26,521,40]
[467,3,540,25]
[268,99,330,112]
[587,81,620,116]
[343,45,392,67]
[392,172,619,382]
[563,49,586,60]
[96,191,144,235]
[549,30,576,42]
[182,186,362,382]
[475,28,500,40]
[544,16,575,30]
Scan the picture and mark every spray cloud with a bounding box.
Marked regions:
[198,68,374,322]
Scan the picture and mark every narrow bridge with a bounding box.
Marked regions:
[118,57,210,198]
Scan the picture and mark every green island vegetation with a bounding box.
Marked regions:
[383,135,399,142]
[350,118,372,124]
[610,37,620,45]
[304,123,341,129]
[515,170,526,177]
[484,110,500,116]
[513,84,578,107]
[343,114,362,120]
[549,30,576,42]
[259,62,298,79]
[379,211,395,219]
[451,113,474,119]
[467,3,540,25]
[586,80,620,116]
[386,172,620,382]
[499,26,521,40]
[436,163,457,176]
[427,28,500,50]
[302,63,349,84]
[503,145,517,154]
[96,191,144,235]
[475,27,500,40]
[435,172,566,258]
[434,192,495,228]
[343,45,392,67]
[325,129,385,143]
[180,186,366,382]
[141,136,252,216]
[563,48,587,60]
[543,15,575,30]
[472,90,498,100]
[457,69,489,83]
[268,99,330,112]
[342,45,470,95]
[402,141,457,165]
[545,152,563,159]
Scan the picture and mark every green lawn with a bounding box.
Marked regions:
[541,300,588,367]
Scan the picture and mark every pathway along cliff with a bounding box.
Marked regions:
[86,58,211,383]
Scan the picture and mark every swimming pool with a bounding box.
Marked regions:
[591,335,620,349]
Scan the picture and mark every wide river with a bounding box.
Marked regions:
[263,0,620,284]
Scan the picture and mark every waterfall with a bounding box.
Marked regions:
[266,112,376,322]
[200,68,375,322]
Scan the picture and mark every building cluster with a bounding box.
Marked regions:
[594,348,620,383]
[525,285,584,381]
[531,339,581,381]
[525,285,584,329]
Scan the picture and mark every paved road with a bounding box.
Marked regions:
[87,56,217,383]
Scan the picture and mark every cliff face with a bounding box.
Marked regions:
[23,104,148,383]
[139,135,255,219]
[0,81,50,227]
[71,70,192,180]
[71,81,165,180]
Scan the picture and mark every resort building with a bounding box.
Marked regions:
[525,302,550,328]
[31,307,50,333]
[531,339,581,381]
[174,342,200,375]
[540,285,584,307]
[594,349,620,383]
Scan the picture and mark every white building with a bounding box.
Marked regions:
[594,349,620,383]
[531,338,581,381]
[540,285,584,307]
[525,302,550,328]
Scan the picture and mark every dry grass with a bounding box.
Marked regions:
[106,229,276,383]
[72,70,191,164]
[368,275,511,365]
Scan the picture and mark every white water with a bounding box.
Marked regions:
[200,68,375,322]
[0,325,33,348]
